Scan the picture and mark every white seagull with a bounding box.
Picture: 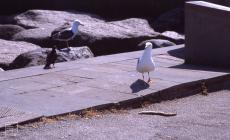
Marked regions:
[136,42,155,83]
[51,20,84,48]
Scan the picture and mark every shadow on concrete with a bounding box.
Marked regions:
[171,64,230,73]
[130,79,149,93]
[168,46,230,73]
[167,46,185,59]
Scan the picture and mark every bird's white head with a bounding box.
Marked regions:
[73,20,84,26]
[145,42,153,49]
[71,20,84,33]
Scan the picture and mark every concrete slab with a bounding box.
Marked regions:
[0,78,58,93]
[26,73,88,86]
[0,106,41,129]
[0,45,229,127]
[100,63,136,72]
[48,85,137,103]
[56,69,107,79]
[0,90,113,117]
[185,1,230,68]
[150,67,228,84]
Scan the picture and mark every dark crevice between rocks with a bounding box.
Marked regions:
[0,63,8,71]
[88,36,155,56]
[148,7,185,34]
[0,0,185,18]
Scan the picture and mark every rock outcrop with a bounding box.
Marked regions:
[0,39,40,65]
[12,10,160,55]
[160,31,185,44]
[0,24,25,40]
[8,46,94,69]
[138,39,176,50]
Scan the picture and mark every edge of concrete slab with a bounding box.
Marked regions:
[0,73,229,130]
[116,73,230,108]
[13,73,230,121]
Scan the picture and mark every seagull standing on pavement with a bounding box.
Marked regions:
[51,20,84,48]
[136,42,155,83]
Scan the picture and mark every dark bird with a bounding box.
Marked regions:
[44,46,58,69]
[51,20,84,49]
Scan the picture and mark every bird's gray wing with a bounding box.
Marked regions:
[51,23,70,37]
[51,30,74,40]
[58,30,74,40]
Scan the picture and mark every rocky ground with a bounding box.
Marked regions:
[0,89,229,140]
[0,7,184,71]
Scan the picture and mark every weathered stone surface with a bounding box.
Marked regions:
[12,10,159,55]
[137,39,176,50]
[13,27,56,48]
[161,31,185,44]
[0,39,40,65]
[12,10,103,29]
[153,8,184,33]
[8,46,94,69]
[0,24,25,40]
[185,1,230,68]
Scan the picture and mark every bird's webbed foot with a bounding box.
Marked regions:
[43,65,52,69]
[147,78,154,84]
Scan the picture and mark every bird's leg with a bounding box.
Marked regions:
[66,41,71,51]
[66,41,69,48]
[147,72,153,83]
[142,73,145,81]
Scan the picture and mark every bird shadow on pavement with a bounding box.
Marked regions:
[130,79,149,93]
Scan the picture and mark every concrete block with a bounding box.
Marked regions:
[185,1,230,68]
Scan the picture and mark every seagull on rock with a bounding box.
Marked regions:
[51,20,84,48]
[136,42,155,83]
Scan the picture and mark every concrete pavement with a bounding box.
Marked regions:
[1,87,230,140]
[0,45,229,128]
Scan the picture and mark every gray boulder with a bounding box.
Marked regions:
[13,27,56,48]
[160,31,185,44]
[0,39,40,65]
[12,10,103,29]
[0,24,25,40]
[138,39,176,50]
[8,46,94,69]
[12,10,159,55]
